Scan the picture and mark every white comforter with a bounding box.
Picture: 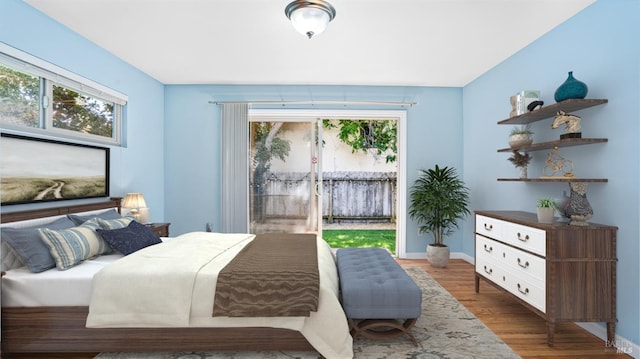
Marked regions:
[86,232,353,359]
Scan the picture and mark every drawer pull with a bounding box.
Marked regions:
[517,232,530,242]
[483,244,493,253]
[484,223,493,231]
[517,258,530,269]
[517,283,529,295]
[483,265,493,275]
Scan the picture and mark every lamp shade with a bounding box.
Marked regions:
[285,0,336,39]
[122,193,147,210]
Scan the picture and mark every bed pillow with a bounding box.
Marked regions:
[96,216,134,230]
[38,218,112,270]
[97,221,162,256]
[1,216,76,273]
[67,209,122,225]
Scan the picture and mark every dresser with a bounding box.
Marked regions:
[474,210,617,346]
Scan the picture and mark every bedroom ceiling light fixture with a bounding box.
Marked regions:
[285,0,336,39]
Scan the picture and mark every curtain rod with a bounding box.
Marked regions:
[209,100,416,107]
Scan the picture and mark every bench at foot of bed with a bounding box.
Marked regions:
[336,247,422,345]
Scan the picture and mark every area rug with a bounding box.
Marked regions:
[96,266,520,359]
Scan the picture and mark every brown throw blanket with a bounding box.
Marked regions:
[213,233,319,317]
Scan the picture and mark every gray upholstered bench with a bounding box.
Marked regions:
[336,247,422,345]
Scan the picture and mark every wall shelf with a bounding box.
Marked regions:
[497,178,608,183]
[498,99,608,125]
[498,138,608,152]
[498,98,608,183]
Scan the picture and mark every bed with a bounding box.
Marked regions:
[1,198,352,358]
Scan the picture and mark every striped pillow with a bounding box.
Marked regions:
[97,216,134,230]
[38,218,111,270]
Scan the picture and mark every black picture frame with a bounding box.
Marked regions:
[0,133,110,205]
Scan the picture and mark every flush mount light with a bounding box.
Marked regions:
[285,0,336,39]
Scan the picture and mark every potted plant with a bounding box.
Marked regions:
[536,197,557,223]
[509,124,534,147]
[508,150,532,178]
[409,165,470,268]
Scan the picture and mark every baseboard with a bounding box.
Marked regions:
[575,322,638,358]
[403,251,473,264]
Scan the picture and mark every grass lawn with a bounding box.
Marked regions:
[322,229,396,254]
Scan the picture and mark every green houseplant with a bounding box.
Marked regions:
[536,197,557,223]
[409,165,470,267]
[509,124,534,147]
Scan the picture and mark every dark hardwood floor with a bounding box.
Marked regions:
[397,258,633,359]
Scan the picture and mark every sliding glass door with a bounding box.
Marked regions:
[249,118,323,234]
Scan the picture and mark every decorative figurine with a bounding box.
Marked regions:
[552,111,582,139]
[542,146,574,178]
[566,182,593,226]
[527,100,544,112]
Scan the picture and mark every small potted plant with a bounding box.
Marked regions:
[509,124,534,147]
[508,150,532,178]
[536,197,557,223]
[409,165,470,268]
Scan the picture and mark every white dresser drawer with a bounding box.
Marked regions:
[502,222,546,256]
[475,235,503,261]
[475,256,507,288]
[503,271,546,313]
[501,244,546,284]
[475,215,504,239]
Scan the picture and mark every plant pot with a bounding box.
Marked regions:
[509,134,533,147]
[536,207,555,223]
[426,244,450,268]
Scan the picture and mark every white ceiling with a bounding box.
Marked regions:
[24,0,595,87]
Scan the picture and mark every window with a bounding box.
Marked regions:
[0,44,127,145]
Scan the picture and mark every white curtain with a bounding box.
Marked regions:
[221,103,249,233]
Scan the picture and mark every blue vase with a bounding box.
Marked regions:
[554,71,588,102]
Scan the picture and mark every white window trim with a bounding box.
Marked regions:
[0,42,127,104]
[0,42,127,146]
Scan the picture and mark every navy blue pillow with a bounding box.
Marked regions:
[96,221,162,256]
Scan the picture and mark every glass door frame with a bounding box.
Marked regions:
[249,109,407,258]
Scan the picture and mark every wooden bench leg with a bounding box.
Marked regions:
[349,318,418,346]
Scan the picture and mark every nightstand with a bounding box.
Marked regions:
[146,222,171,237]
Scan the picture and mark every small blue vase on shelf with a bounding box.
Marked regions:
[554,71,588,102]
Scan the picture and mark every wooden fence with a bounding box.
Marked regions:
[256,171,396,223]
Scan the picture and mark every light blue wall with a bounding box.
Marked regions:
[462,0,639,345]
[164,85,463,255]
[0,0,166,221]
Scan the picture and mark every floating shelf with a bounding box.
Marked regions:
[498,99,608,125]
[497,178,608,183]
[498,138,608,152]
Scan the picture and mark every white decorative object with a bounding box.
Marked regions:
[138,207,151,224]
[510,90,540,116]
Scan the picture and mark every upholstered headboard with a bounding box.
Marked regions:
[0,197,122,271]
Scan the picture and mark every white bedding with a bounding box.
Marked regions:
[1,253,123,306]
[86,231,353,359]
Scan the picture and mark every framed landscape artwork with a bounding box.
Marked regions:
[0,133,110,205]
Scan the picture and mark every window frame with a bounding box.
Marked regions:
[0,43,127,146]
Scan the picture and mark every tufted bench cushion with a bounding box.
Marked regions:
[336,247,422,344]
